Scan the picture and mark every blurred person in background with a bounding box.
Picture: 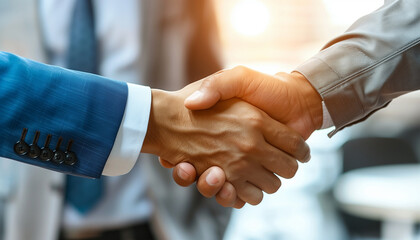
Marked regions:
[0,0,231,240]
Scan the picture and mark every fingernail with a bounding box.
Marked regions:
[177,167,191,180]
[185,90,203,103]
[206,171,221,186]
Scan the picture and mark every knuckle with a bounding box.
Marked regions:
[240,144,253,154]
[201,75,216,88]
[270,128,281,140]
[283,160,299,179]
[288,134,305,154]
[248,115,264,128]
[233,65,249,74]
[245,111,264,129]
[238,141,258,154]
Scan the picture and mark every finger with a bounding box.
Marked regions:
[233,198,246,209]
[215,182,237,207]
[233,181,263,206]
[197,166,226,198]
[260,145,300,179]
[262,119,311,163]
[159,157,175,168]
[172,162,197,187]
[184,67,248,110]
[245,167,281,194]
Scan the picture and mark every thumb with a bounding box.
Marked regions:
[184,69,242,110]
[184,83,222,110]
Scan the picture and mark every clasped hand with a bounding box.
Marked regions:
[142,66,323,208]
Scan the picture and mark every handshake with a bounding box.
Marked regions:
[141,66,323,208]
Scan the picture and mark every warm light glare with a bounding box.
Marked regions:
[322,0,384,25]
[230,0,270,37]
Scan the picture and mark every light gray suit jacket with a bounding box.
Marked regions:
[0,1,231,240]
[296,0,420,136]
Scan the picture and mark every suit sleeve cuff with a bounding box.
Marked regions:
[295,56,359,137]
[102,83,151,176]
[321,101,334,129]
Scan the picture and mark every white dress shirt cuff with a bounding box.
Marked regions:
[321,101,334,129]
[102,83,151,176]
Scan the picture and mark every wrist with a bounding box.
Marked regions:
[142,89,166,155]
[291,72,323,132]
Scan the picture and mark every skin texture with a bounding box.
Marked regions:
[171,67,323,208]
[141,81,310,206]
[185,67,323,139]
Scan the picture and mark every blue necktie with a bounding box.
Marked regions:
[67,0,97,73]
[65,0,104,215]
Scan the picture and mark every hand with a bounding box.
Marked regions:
[185,66,323,139]
[141,82,310,206]
[164,162,245,208]
[173,66,323,207]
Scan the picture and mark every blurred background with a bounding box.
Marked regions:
[212,0,420,240]
[214,0,383,72]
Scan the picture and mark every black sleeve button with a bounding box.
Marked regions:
[14,128,29,156]
[28,131,41,158]
[40,134,53,162]
[65,152,77,166]
[64,140,77,166]
[15,130,78,166]
[52,137,65,164]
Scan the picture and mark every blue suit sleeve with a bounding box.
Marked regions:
[0,52,128,178]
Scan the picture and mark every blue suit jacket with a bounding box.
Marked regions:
[0,52,128,178]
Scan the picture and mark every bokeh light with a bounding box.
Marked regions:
[230,0,270,36]
[322,0,384,25]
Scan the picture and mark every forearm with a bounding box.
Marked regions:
[296,0,420,136]
[0,52,128,178]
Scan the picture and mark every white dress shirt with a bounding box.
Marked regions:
[40,0,153,230]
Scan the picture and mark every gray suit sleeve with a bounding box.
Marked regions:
[295,0,420,136]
